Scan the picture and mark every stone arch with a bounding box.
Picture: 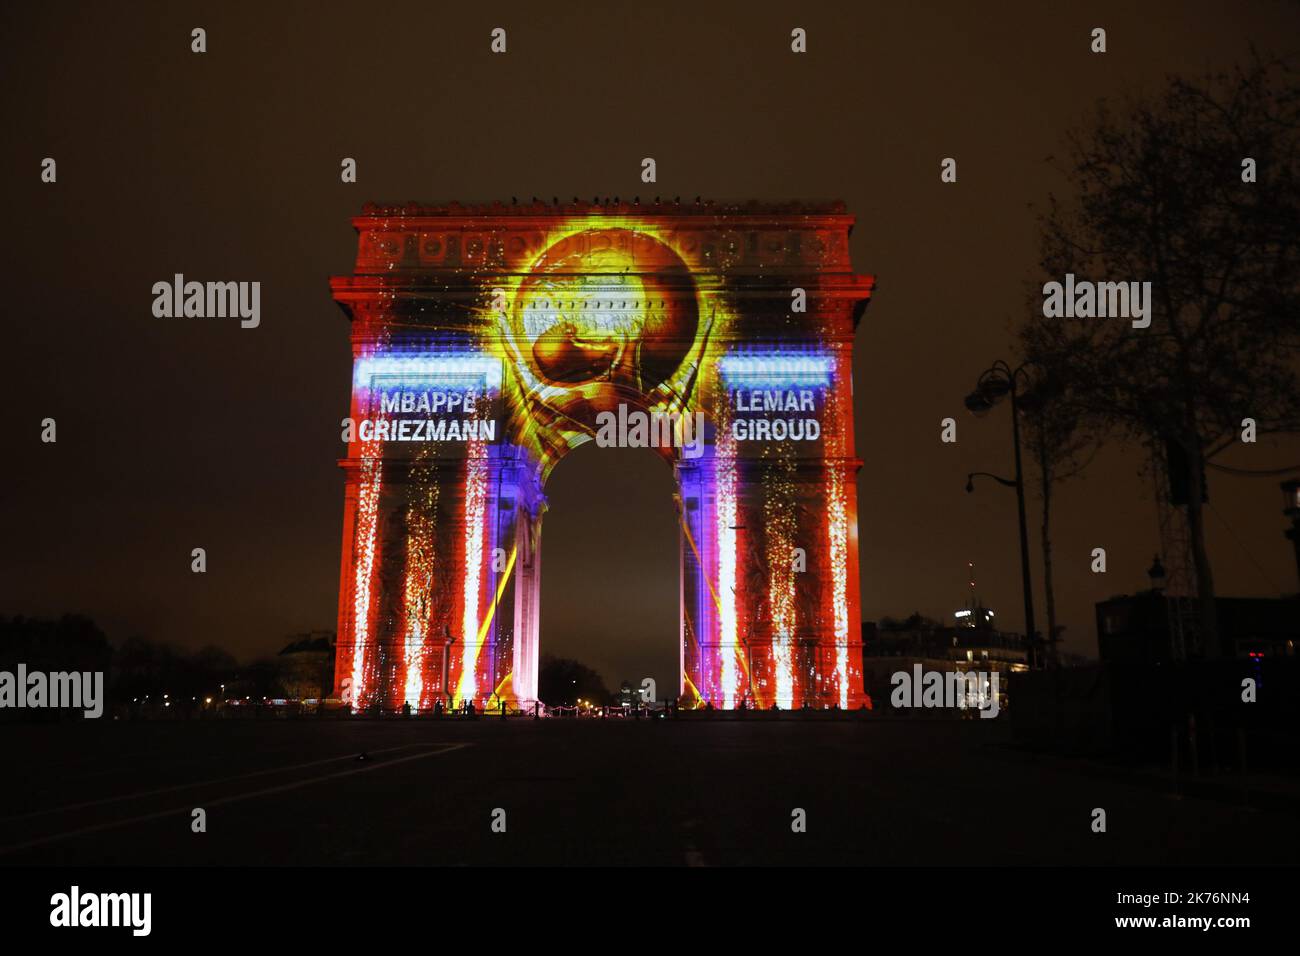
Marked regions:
[330,201,874,711]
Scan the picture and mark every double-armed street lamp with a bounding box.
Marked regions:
[963,360,1038,669]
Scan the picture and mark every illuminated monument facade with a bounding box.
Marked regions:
[331,200,874,710]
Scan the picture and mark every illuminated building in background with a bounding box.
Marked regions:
[330,200,875,711]
[955,561,995,628]
[955,605,996,628]
[860,613,1028,717]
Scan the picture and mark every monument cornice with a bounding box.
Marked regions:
[353,197,855,223]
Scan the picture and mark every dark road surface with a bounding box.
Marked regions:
[1,717,1295,866]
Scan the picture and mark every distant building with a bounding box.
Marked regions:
[954,603,996,628]
[861,605,1028,714]
[617,682,641,708]
[1096,593,1298,664]
[276,631,336,700]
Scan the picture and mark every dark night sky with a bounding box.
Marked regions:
[2,1,1298,692]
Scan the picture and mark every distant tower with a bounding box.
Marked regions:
[955,561,995,629]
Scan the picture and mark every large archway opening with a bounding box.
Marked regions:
[538,445,679,705]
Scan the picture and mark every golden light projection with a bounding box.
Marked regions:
[330,200,874,711]
[492,223,718,484]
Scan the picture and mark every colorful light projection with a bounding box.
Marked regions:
[331,201,874,711]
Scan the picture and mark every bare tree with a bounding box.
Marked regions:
[1023,53,1300,655]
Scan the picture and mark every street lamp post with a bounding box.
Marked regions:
[1281,480,1300,593]
[441,625,457,710]
[964,360,1038,669]
[1147,554,1167,594]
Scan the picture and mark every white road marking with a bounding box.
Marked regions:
[0,743,472,855]
[3,743,431,821]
